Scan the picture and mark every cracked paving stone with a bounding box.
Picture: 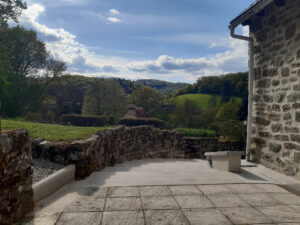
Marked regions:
[183,208,232,225]
[139,186,171,196]
[207,194,249,208]
[64,196,105,212]
[220,207,273,225]
[55,212,102,225]
[174,195,214,209]
[168,185,202,196]
[141,196,180,209]
[257,205,300,223]
[107,187,139,197]
[105,197,142,211]
[102,211,144,225]
[144,210,190,225]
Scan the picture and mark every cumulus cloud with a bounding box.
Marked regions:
[109,9,120,15]
[89,10,122,24]
[128,28,248,79]
[107,17,121,23]
[19,4,122,75]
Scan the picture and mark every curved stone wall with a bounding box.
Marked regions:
[32,126,243,179]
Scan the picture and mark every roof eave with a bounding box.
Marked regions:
[229,0,274,29]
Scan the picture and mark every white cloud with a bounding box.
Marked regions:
[109,9,120,15]
[128,28,249,79]
[89,10,122,24]
[18,3,249,83]
[107,17,121,23]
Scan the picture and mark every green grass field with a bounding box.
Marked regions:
[1,119,107,142]
[168,94,242,110]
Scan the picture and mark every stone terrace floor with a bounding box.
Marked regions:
[22,159,300,225]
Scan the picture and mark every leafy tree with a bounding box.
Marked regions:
[214,102,246,142]
[0,26,66,117]
[0,0,27,28]
[82,78,127,118]
[131,86,165,117]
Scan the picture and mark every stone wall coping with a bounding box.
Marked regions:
[33,164,75,202]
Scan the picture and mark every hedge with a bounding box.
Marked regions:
[61,114,114,127]
[119,117,165,128]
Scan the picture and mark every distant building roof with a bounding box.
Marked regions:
[230,0,274,28]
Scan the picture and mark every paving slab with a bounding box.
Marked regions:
[102,211,144,225]
[144,209,189,225]
[257,205,300,223]
[174,195,214,209]
[55,212,102,225]
[80,187,108,197]
[289,205,300,213]
[21,213,60,225]
[183,208,232,225]
[225,184,262,194]
[139,186,171,196]
[270,193,300,205]
[253,184,289,193]
[169,185,202,196]
[107,186,139,197]
[29,159,300,225]
[278,223,300,225]
[220,207,273,224]
[197,185,232,195]
[141,196,180,209]
[238,193,279,206]
[105,197,142,211]
[207,194,249,208]
[64,196,105,212]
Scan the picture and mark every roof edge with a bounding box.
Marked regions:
[229,0,273,28]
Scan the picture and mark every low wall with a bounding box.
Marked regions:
[32,126,243,179]
[0,129,34,225]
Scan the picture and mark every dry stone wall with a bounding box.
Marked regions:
[32,126,243,179]
[249,0,300,179]
[0,130,33,225]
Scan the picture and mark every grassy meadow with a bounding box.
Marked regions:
[1,119,107,142]
[168,94,242,110]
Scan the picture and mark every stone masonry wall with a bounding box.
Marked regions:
[32,126,243,179]
[249,0,300,179]
[0,130,34,225]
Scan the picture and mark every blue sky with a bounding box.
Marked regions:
[18,0,253,83]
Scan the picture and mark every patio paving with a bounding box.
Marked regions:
[21,159,300,225]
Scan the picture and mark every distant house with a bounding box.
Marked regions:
[230,0,300,179]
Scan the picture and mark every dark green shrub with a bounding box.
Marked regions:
[61,114,114,127]
[119,117,165,128]
[173,128,216,137]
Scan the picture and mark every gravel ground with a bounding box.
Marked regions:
[33,158,65,183]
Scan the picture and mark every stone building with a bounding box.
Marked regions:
[230,0,300,179]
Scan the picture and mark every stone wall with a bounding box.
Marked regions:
[32,126,243,179]
[0,129,34,225]
[249,0,300,179]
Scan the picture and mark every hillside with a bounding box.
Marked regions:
[168,94,242,110]
[137,79,189,95]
